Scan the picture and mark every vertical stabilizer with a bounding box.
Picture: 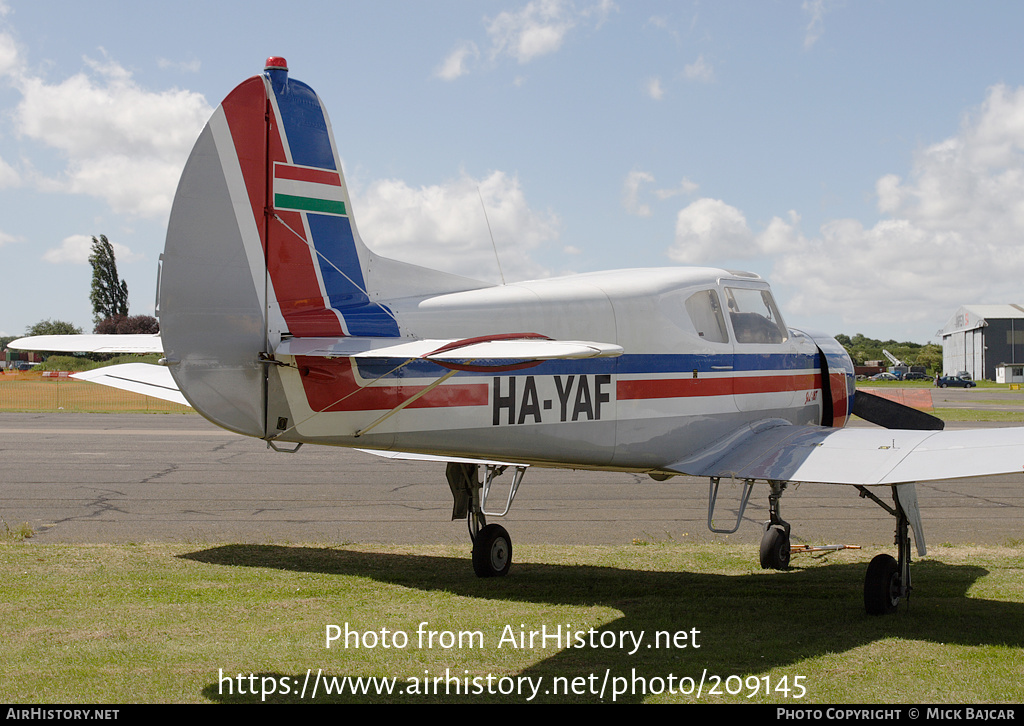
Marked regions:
[159,58,398,437]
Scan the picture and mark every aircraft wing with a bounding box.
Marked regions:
[9,334,164,354]
[666,418,1024,486]
[70,363,188,406]
[357,449,529,467]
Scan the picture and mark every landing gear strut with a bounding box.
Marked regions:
[760,480,791,570]
[857,483,921,615]
[446,461,525,578]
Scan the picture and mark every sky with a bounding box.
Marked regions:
[2,0,1024,344]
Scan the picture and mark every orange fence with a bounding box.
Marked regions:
[0,370,192,413]
[860,387,935,411]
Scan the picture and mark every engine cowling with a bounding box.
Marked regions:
[793,329,856,428]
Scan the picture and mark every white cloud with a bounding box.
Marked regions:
[0,154,18,188]
[645,77,664,100]
[683,55,715,83]
[624,170,697,217]
[441,0,616,77]
[42,234,142,265]
[0,29,20,77]
[353,170,560,283]
[667,83,1024,335]
[802,0,828,50]
[435,41,479,81]
[669,198,756,263]
[654,177,699,200]
[12,50,212,218]
[622,170,655,216]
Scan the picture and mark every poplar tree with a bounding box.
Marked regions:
[88,235,129,325]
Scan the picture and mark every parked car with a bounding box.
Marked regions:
[904,372,929,381]
[935,376,976,388]
[869,372,899,380]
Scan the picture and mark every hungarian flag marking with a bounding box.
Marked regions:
[273,162,347,216]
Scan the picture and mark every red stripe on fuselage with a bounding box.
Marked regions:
[617,373,821,400]
[296,357,489,413]
[296,363,821,415]
[219,76,344,337]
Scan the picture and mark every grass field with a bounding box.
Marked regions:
[0,541,1022,704]
[0,371,191,413]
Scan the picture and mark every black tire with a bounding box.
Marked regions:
[472,524,512,578]
[864,554,900,615]
[759,526,791,570]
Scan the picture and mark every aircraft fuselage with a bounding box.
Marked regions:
[267,267,854,473]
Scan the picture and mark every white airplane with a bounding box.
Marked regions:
[14,58,1024,615]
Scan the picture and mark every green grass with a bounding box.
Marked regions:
[858,379,1014,389]
[933,409,1024,422]
[1,542,1021,704]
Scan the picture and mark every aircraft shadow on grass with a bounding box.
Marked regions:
[184,545,1024,703]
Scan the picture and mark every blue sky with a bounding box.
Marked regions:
[3,1,1024,344]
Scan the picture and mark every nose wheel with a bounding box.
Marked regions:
[760,480,791,570]
[760,525,791,570]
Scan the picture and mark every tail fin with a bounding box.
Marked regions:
[226,57,399,339]
[159,57,398,436]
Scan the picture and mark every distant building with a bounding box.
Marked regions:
[939,305,1024,381]
[995,363,1024,384]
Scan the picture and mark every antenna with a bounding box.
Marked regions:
[478,186,506,285]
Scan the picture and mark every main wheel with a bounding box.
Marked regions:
[759,526,791,570]
[864,554,901,615]
[472,523,512,578]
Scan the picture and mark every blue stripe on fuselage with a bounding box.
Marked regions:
[353,352,820,380]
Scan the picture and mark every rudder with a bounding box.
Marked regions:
[158,57,398,438]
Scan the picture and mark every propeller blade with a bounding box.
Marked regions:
[852,390,944,431]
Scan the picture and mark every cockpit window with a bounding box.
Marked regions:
[684,289,729,343]
[724,287,788,344]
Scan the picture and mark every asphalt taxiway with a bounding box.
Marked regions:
[1,400,1021,549]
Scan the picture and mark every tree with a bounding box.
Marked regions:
[26,319,83,336]
[89,235,129,326]
[94,315,159,334]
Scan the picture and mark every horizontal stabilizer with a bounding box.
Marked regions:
[71,363,188,406]
[277,334,623,364]
[667,419,1024,486]
[9,334,163,355]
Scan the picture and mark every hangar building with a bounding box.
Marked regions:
[939,304,1024,381]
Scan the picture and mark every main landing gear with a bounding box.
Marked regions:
[446,461,526,578]
[857,483,922,615]
[753,478,923,615]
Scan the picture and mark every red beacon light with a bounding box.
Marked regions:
[265,57,288,71]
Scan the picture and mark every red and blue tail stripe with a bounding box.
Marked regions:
[220,59,399,338]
